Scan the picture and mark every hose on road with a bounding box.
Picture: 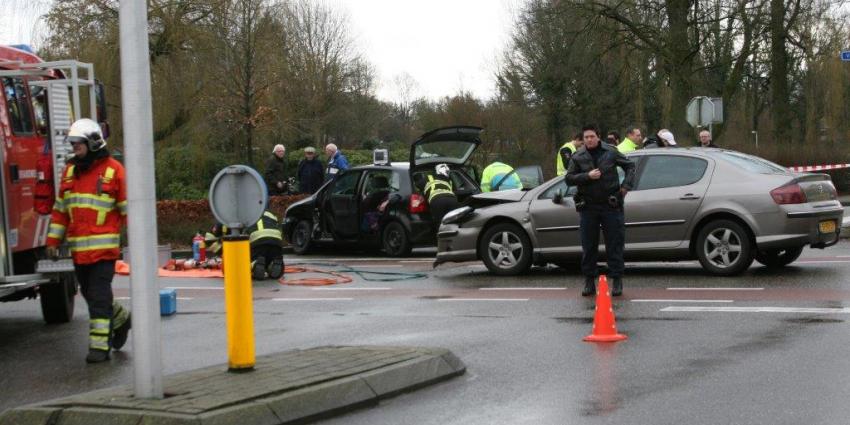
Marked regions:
[279,262,427,286]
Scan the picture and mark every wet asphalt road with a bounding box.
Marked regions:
[5,244,850,424]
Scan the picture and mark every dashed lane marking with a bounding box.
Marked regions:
[164,286,224,290]
[631,299,733,303]
[270,298,354,301]
[437,298,530,302]
[661,306,850,313]
[311,287,391,291]
[667,287,763,291]
[480,287,567,291]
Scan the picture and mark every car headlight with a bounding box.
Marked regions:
[442,206,474,225]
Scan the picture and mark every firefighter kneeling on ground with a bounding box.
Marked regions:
[248,211,285,280]
[206,212,284,280]
[424,163,460,224]
[46,118,131,364]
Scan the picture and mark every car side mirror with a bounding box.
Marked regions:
[552,191,564,205]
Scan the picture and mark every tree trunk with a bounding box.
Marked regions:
[770,0,792,144]
[665,0,694,141]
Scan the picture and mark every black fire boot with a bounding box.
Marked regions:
[581,276,596,297]
[251,257,266,280]
[612,277,623,297]
[267,258,284,280]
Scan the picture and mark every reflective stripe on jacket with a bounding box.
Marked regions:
[47,157,127,265]
[246,210,283,247]
[425,175,453,203]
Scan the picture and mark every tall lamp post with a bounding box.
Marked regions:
[751,130,759,151]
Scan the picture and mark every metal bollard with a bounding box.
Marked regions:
[222,235,255,371]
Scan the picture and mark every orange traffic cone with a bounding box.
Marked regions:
[583,275,627,343]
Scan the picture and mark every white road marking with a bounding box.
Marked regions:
[631,299,733,303]
[480,287,567,291]
[661,306,850,314]
[295,258,433,262]
[164,286,224,290]
[271,298,354,301]
[311,287,391,291]
[437,298,529,302]
[667,287,764,291]
[115,297,194,300]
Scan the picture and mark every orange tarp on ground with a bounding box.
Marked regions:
[115,261,224,278]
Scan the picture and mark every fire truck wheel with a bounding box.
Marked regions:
[40,273,77,324]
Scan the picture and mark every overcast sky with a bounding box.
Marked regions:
[0,0,523,102]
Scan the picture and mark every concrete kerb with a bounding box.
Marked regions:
[0,346,466,425]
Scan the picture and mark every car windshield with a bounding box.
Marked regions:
[717,151,788,174]
[413,141,477,166]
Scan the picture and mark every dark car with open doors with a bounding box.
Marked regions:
[283,126,484,256]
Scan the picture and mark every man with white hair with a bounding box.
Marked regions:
[698,129,717,147]
[264,144,288,195]
[324,143,349,182]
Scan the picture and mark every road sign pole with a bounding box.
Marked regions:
[120,0,163,398]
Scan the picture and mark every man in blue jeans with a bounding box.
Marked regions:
[565,125,636,296]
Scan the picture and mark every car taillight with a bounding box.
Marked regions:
[771,183,807,204]
[409,193,428,213]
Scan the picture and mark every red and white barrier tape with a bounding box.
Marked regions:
[787,164,850,173]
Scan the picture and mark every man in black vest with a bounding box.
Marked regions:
[565,125,636,297]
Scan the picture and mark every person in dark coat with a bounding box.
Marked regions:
[296,146,325,194]
[264,144,288,196]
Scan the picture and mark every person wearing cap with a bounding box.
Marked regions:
[657,129,678,147]
[264,144,288,196]
[46,118,131,363]
[296,146,324,194]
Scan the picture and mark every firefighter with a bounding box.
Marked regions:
[480,161,522,192]
[46,118,131,364]
[425,163,460,225]
[247,210,285,280]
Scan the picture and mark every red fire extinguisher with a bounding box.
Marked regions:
[34,145,55,215]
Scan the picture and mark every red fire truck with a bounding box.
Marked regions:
[0,45,108,323]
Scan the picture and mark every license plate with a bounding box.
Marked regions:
[819,220,836,234]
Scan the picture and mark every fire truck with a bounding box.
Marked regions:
[0,45,108,323]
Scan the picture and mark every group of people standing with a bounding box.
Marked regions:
[263,143,350,196]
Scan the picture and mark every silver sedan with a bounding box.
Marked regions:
[435,149,844,276]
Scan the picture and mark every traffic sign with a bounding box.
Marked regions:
[687,97,714,127]
[841,50,850,62]
[208,165,267,231]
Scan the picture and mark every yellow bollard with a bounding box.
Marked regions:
[222,235,255,371]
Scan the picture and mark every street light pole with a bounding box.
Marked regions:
[120,0,163,398]
[752,130,759,151]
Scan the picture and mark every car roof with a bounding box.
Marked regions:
[349,162,410,171]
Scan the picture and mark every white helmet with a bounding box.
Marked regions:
[435,163,450,178]
[67,118,106,151]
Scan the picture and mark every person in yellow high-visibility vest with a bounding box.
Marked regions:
[424,164,460,224]
[556,133,584,176]
[481,162,523,192]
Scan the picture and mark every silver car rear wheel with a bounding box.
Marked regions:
[479,223,532,276]
[696,219,754,276]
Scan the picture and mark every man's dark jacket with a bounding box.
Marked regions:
[565,143,636,204]
[264,155,288,192]
[297,158,324,194]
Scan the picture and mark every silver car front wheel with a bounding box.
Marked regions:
[479,223,532,275]
[696,219,754,276]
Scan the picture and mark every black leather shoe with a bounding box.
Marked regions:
[612,277,623,297]
[251,258,266,280]
[112,315,131,351]
[581,276,596,297]
[86,349,110,363]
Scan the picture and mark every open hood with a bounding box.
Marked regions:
[410,126,483,168]
[468,189,526,208]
